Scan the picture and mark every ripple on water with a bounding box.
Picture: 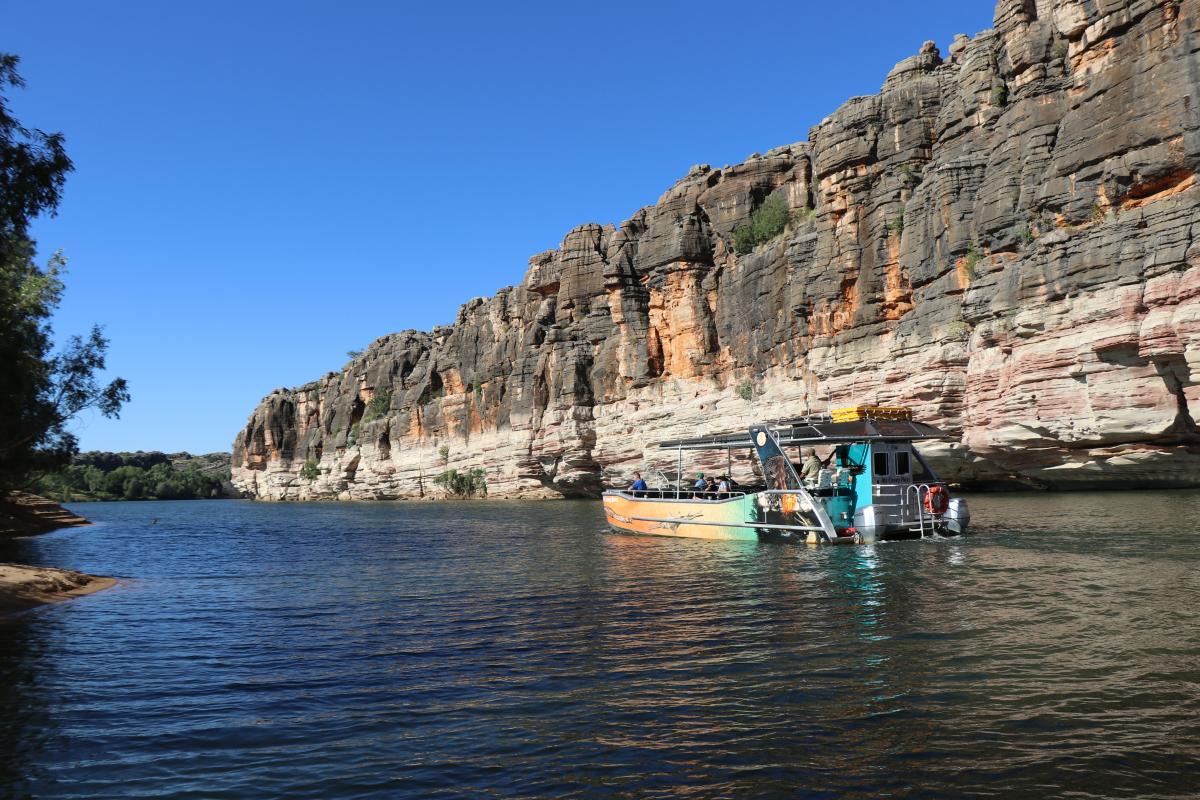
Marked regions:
[0,493,1198,798]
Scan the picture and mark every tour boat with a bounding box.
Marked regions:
[602,406,970,544]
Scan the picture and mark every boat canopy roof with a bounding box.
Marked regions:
[656,416,953,451]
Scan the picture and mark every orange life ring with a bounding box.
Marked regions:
[924,485,950,515]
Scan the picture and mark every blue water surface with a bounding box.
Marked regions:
[1,494,1198,798]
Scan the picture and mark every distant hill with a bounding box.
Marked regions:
[32,451,235,502]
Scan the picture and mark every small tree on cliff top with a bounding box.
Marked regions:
[0,54,128,489]
[731,196,792,255]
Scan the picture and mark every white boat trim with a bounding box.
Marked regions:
[617,514,825,532]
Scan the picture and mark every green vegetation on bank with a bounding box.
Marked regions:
[300,458,320,482]
[433,468,487,498]
[32,452,231,502]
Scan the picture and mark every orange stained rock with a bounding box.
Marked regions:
[1121,168,1196,209]
[647,267,713,380]
[881,239,913,321]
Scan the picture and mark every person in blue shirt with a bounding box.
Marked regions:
[629,472,648,493]
[692,473,707,490]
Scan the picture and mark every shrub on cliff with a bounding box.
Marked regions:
[0,54,128,489]
[433,468,486,498]
[731,196,792,255]
[363,391,391,423]
[300,458,320,482]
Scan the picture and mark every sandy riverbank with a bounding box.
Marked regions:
[0,563,116,612]
[0,492,115,612]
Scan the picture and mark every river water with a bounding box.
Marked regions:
[1,493,1198,798]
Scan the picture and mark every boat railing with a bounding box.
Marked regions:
[654,468,673,490]
[612,488,747,502]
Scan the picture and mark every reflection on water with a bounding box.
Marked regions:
[0,492,1198,798]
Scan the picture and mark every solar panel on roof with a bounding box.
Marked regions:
[657,417,952,449]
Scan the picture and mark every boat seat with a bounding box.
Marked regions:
[816,469,834,490]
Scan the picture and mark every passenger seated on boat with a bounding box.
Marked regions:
[800,448,822,484]
[704,476,719,496]
[628,472,647,495]
[717,476,730,494]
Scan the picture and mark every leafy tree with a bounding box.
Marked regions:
[363,391,391,422]
[731,196,794,255]
[123,476,145,501]
[432,468,486,498]
[300,458,320,481]
[0,53,128,489]
[31,451,228,501]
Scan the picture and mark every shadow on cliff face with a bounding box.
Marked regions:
[230,0,1200,500]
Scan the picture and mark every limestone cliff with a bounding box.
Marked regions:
[233,0,1200,499]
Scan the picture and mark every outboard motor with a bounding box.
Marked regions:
[944,497,971,535]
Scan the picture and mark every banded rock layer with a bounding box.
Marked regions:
[233,0,1200,499]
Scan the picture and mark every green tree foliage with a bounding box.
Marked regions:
[0,54,128,489]
[362,391,391,422]
[731,196,793,255]
[300,458,320,481]
[432,468,486,498]
[31,452,228,502]
[962,242,983,279]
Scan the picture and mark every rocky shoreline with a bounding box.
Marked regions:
[0,491,91,536]
[0,493,115,612]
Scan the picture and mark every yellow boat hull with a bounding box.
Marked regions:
[602,492,761,541]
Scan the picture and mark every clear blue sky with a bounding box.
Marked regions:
[5,0,996,454]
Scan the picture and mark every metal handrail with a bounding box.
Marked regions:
[611,488,747,501]
[904,483,934,535]
[654,468,673,490]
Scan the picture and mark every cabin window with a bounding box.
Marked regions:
[896,451,910,475]
[873,451,889,475]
